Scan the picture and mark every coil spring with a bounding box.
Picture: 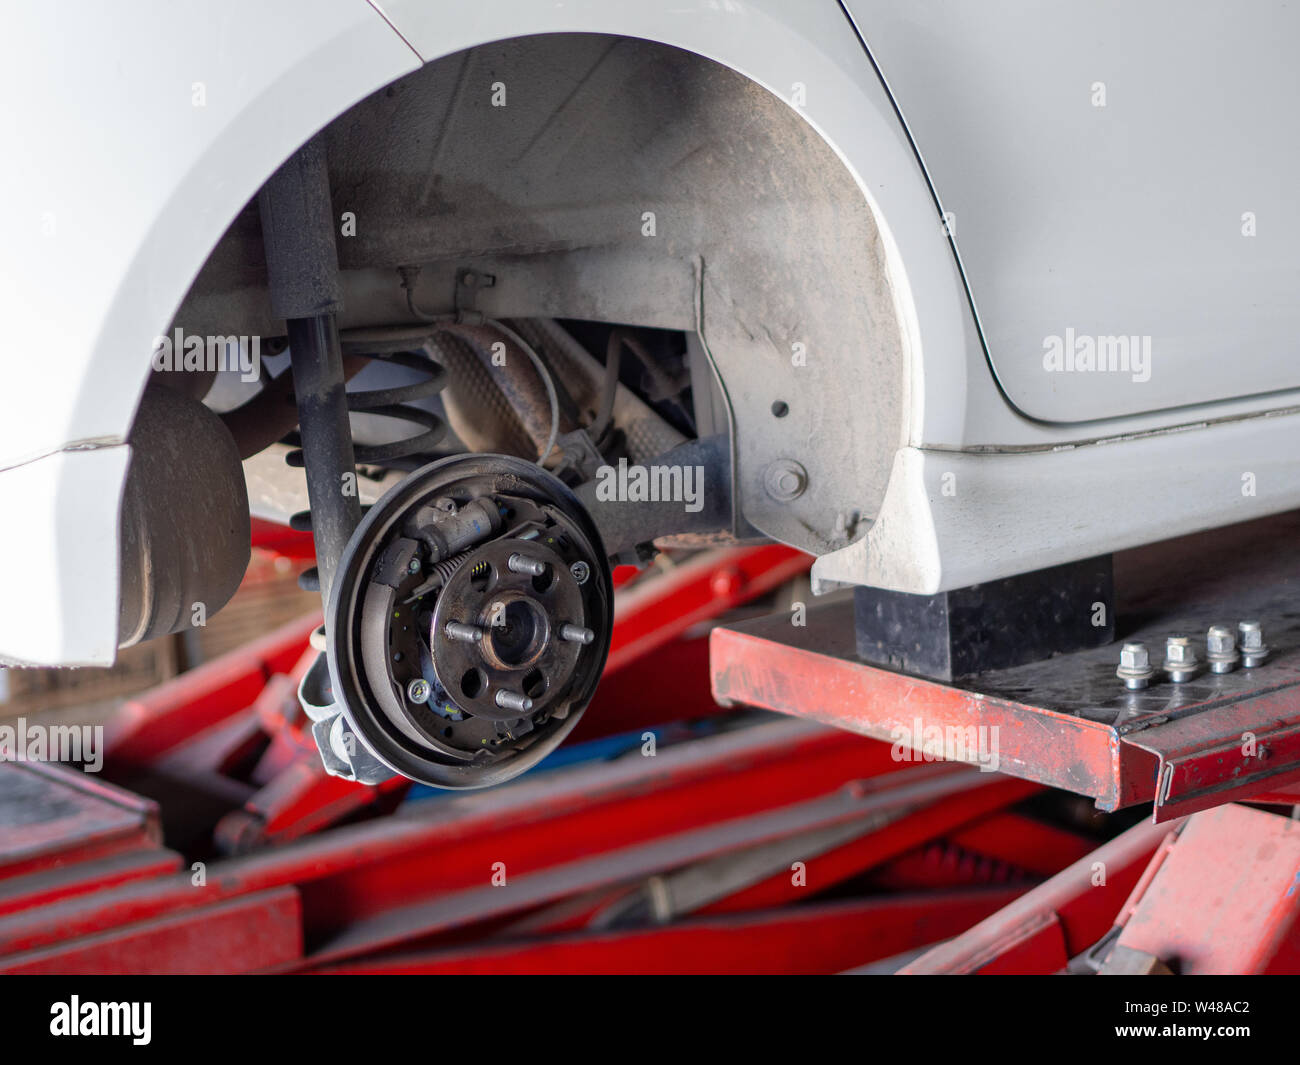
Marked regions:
[396,551,489,616]
[430,550,478,588]
[290,331,451,591]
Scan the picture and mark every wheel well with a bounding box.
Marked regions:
[172,32,905,554]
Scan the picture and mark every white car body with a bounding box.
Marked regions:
[2,0,1297,665]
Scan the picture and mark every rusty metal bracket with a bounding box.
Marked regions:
[711,595,1300,821]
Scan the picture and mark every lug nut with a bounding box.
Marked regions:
[1238,620,1269,667]
[508,553,547,577]
[495,690,534,712]
[560,624,595,645]
[1205,625,1240,673]
[406,678,431,704]
[1116,641,1156,690]
[444,621,484,643]
[570,560,590,585]
[1163,635,1199,683]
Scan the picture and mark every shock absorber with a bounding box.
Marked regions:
[258,135,360,605]
[262,139,452,595]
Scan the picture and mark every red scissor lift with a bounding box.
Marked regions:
[2,513,1299,974]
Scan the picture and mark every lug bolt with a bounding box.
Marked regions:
[762,458,808,503]
[445,621,484,643]
[1116,641,1156,690]
[508,553,547,577]
[560,624,595,645]
[495,690,534,712]
[1205,625,1240,673]
[406,678,431,704]
[1163,635,1199,683]
[1238,620,1269,667]
[570,560,590,585]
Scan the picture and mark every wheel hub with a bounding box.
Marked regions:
[318,454,613,788]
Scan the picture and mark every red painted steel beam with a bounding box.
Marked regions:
[712,599,1300,821]
[900,815,1184,974]
[1123,704,1300,820]
[0,762,163,879]
[0,720,903,958]
[0,849,183,918]
[499,784,1049,933]
[305,890,1024,975]
[8,754,1019,974]
[3,722,1042,973]
[296,762,992,967]
[0,888,303,975]
[711,606,1152,809]
[1114,803,1300,973]
[228,763,408,848]
[697,774,1039,914]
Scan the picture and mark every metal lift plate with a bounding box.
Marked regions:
[710,515,1300,822]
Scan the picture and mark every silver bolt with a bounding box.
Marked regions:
[444,621,484,643]
[762,459,808,503]
[570,560,590,585]
[1163,635,1199,682]
[1238,620,1269,667]
[406,678,431,704]
[1116,641,1156,690]
[495,690,534,712]
[560,624,595,645]
[508,553,547,577]
[1205,625,1239,673]
[408,557,422,575]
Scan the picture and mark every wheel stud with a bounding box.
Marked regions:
[508,553,547,577]
[495,689,533,712]
[560,624,594,644]
[445,621,484,643]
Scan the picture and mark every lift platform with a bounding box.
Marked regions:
[711,513,1300,822]
[3,527,1299,973]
